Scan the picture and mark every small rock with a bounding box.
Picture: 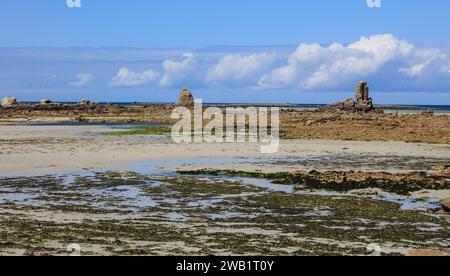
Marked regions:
[40,99,53,105]
[79,99,91,106]
[1,97,18,107]
[421,109,434,116]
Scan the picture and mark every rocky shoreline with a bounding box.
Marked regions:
[1,102,450,144]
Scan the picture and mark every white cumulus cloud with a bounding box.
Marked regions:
[258,34,415,90]
[399,48,447,78]
[159,53,199,88]
[109,68,160,87]
[206,52,276,87]
[68,73,94,87]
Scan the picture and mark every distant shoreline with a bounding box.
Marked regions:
[13,101,450,111]
[2,102,450,144]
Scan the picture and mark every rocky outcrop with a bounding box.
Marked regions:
[322,81,374,112]
[1,97,18,107]
[40,99,53,105]
[178,88,195,106]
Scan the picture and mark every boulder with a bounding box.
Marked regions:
[442,197,450,211]
[178,88,195,106]
[40,99,53,105]
[1,97,18,107]
[355,103,373,112]
[79,99,91,106]
[342,98,357,111]
[421,109,434,117]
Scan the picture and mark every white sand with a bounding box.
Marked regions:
[1,125,450,176]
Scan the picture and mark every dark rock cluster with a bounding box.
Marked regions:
[323,80,374,112]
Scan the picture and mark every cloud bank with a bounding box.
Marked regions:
[152,34,450,92]
[259,34,414,90]
[2,34,450,95]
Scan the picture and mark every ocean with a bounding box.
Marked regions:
[19,102,450,113]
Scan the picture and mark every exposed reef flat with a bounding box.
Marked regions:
[279,109,450,144]
[178,169,450,195]
[1,103,450,144]
[1,171,449,256]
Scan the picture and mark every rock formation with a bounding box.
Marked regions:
[178,88,195,106]
[1,97,18,107]
[40,99,53,105]
[355,80,373,108]
[323,80,374,112]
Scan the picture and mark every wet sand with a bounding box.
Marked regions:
[1,125,450,176]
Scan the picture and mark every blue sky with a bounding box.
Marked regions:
[1,0,450,104]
